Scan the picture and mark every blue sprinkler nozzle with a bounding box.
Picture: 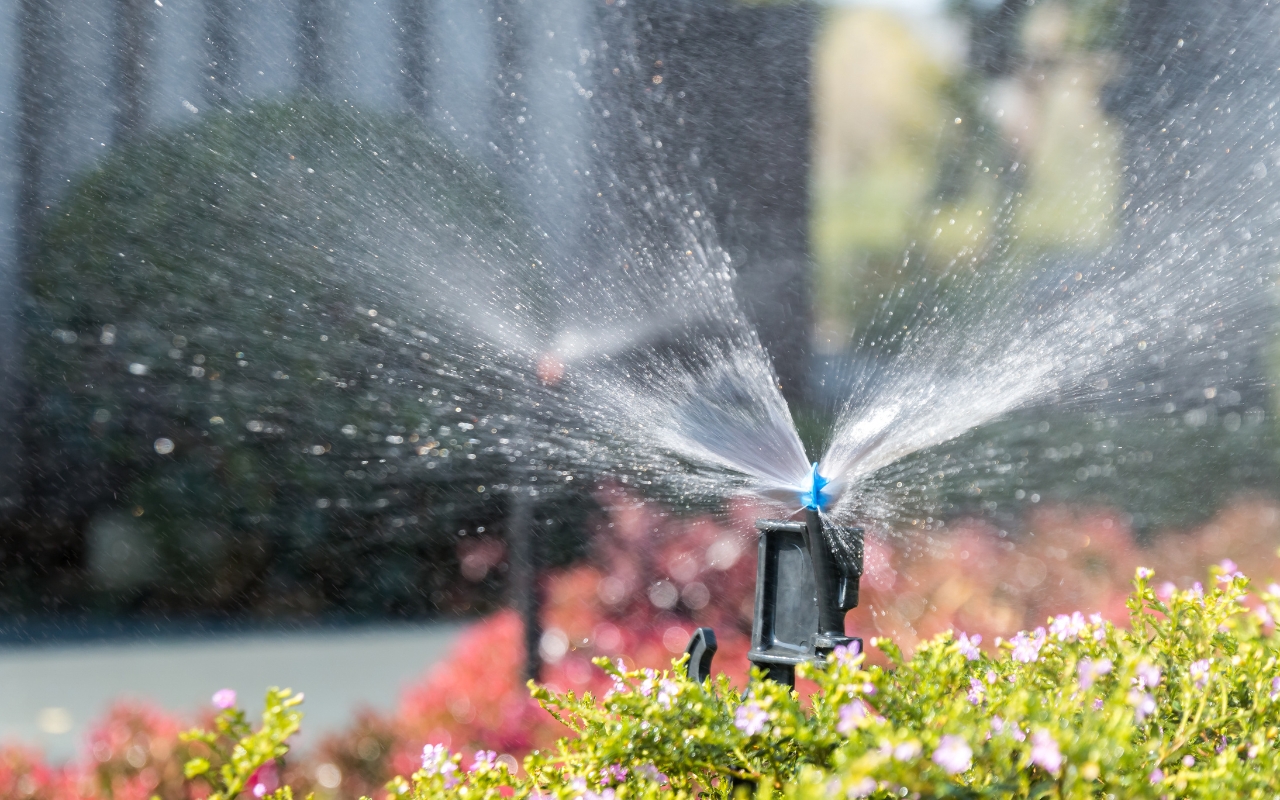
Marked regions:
[800,462,831,511]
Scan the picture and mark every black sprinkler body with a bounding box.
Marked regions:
[685,509,864,686]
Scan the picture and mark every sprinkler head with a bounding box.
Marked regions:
[799,462,832,511]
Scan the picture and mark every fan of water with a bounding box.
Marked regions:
[355,2,1280,568]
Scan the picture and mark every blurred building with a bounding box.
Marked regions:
[0,0,816,614]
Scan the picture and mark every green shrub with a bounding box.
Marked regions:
[195,563,1280,798]
[19,99,548,614]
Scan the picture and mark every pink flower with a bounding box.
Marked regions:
[892,741,921,762]
[1090,613,1107,642]
[1217,559,1241,581]
[248,762,279,799]
[834,641,862,665]
[1049,612,1086,642]
[656,679,678,708]
[602,764,628,785]
[1129,690,1156,722]
[422,744,447,771]
[847,777,877,798]
[967,677,985,705]
[1010,628,1046,663]
[932,735,972,774]
[211,689,236,710]
[734,703,768,736]
[956,632,982,661]
[1078,657,1113,690]
[1157,582,1176,602]
[1136,662,1162,689]
[837,700,867,735]
[471,750,497,773]
[1189,659,1210,689]
[1029,730,1063,775]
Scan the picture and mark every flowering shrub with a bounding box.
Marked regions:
[365,563,1280,798]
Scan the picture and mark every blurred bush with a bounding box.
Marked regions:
[12,99,588,618]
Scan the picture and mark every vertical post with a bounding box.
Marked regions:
[803,508,850,652]
[113,0,152,145]
[508,485,542,682]
[204,0,238,110]
[395,0,431,117]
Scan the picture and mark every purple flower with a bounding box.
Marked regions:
[1182,755,1195,767]
[834,641,862,665]
[735,703,769,736]
[1190,582,1204,600]
[1149,768,1164,784]
[967,677,985,705]
[847,777,877,798]
[1078,657,1113,691]
[1092,697,1104,710]
[656,679,678,708]
[421,744,451,774]
[1010,628,1046,663]
[837,700,867,735]
[1189,659,1211,689]
[1049,612,1087,642]
[603,764,628,785]
[956,632,982,661]
[1129,690,1156,722]
[1089,613,1107,641]
[1271,676,1280,700]
[1217,559,1242,582]
[931,735,972,774]
[1135,566,1154,580]
[211,689,236,710]
[1136,662,1162,689]
[893,741,921,762]
[1029,730,1063,775]
[471,750,496,773]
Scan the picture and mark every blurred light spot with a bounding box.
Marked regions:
[539,628,569,663]
[315,764,342,789]
[681,581,710,610]
[597,576,627,605]
[662,626,689,653]
[153,438,174,455]
[648,580,678,610]
[36,707,72,735]
[128,362,148,375]
[705,536,741,570]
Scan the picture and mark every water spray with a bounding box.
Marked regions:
[686,465,864,686]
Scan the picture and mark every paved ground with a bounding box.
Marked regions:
[0,622,464,762]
